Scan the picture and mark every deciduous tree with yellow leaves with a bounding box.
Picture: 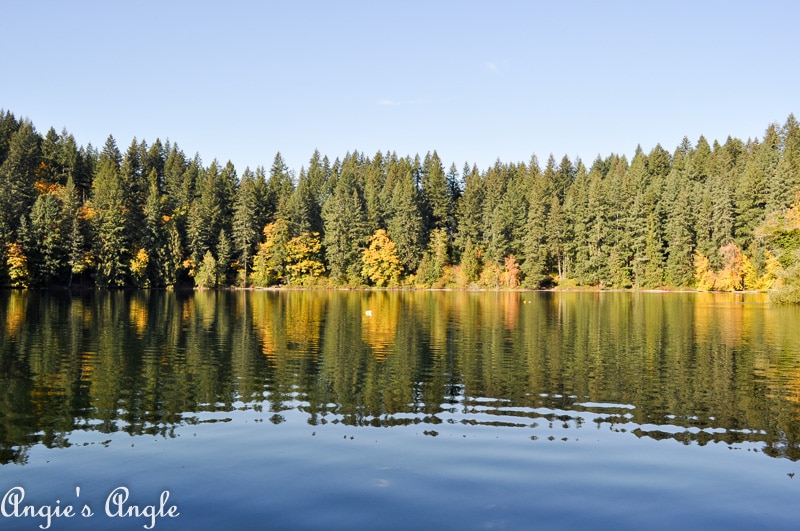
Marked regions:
[361,229,402,287]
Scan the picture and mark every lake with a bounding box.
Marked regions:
[1,290,799,530]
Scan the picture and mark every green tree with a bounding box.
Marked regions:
[91,135,129,287]
[163,144,192,221]
[771,114,800,211]
[363,152,386,236]
[216,229,232,286]
[603,154,632,287]
[321,167,368,284]
[0,120,41,233]
[232,168,261,286]
[735,126,777,248]
[419,227,450,286]
[139,171,167,287]
[0,109,21,165]
[582,157,610,285]
[662,168,695,286]
[454,164,484,261]
[387,169,424,273]
[267,152,295,222]
[421,150,452,233]
[546,194,567,283]
[521,168,549,288]
[218,161,238,235]
[194,250,218,288]
[552,154,575,201]
[187,160,223,263]
[305,149,332,224]
[60,175,87,286]
[28,192,65,285]
[481,161,511,262]
[120,138,147,246]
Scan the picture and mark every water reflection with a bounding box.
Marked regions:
[1,290,800,465]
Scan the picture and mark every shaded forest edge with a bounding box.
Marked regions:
[1,109,799,302]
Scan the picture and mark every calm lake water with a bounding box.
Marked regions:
[1,290,800,530]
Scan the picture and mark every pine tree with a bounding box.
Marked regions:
[163,144,191,218]
[481,161,510,262]
[218,160,238,230]
[641,211,665,288]
[187,160,222,263]
[40,127,62,184]
[232,168,260,287]
[91,135,129,287]
[567,160,591,283]
[735,139,772,249]
[286,168,317,237]
[60,175,86,286]
[546,194,567,283]
[321,169,368,284]
[143,138,166,191]
[141,174,168,287]
[553,154,575,201]
[28,193,65,285]
[120,138,147,246]
[688,135,712,183]
[771,114,800,211]
[662,168,695,286]
[460,236,481,283]
[216,228,232,286]
[306,149,331,217]
[520,168,549,288]
[421,150,451,233]
[0,120,41,233]
[267,152,295,222]
[604,155,632,287]
[584,158,609,285]
[362,152,386,236]
[421,227,450,286]
[0,109,21,165]
[387,169,424,273]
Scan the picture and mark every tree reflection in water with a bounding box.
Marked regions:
[1,289,799,465]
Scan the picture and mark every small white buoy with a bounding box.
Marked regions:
[365,310,373,317]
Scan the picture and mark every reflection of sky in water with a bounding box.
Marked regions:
[4,401,799,530]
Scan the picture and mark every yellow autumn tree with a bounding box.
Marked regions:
[285,232,325,286]
[479,260,503,288]
[129,248,149,288]
[715,242,745,292]
[741,250,779,291]
[6,242,29,288]
[693,252,715,291]
[760,249,782,290]
[361,229,402,287]
[501,254,521,288]
[252,220,290,287]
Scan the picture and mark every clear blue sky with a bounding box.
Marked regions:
[2,1,797,176]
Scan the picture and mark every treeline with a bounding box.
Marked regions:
[1,108,800,298]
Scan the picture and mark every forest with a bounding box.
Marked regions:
[1,108,799,301]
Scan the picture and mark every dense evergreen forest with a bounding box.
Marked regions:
[1,109,799,300]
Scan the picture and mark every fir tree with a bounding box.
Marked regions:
[91,135,129,287]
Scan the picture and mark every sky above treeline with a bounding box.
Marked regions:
[2,1,798,175]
